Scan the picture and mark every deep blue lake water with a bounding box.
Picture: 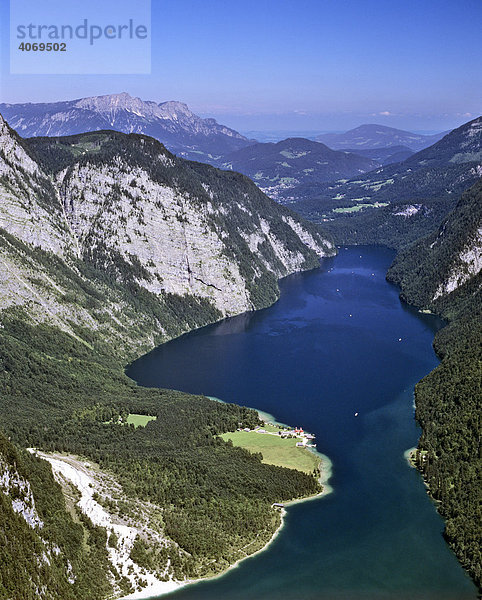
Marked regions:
[127,246,476,600]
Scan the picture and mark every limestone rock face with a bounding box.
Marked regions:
[0,115,74,256]
[0,117,335,355]
[58,161,253,316]
[0,455,44,530]
[58,154,333,316]
[432,225,482,301]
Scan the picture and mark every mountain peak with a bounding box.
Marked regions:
[157,100,195,121]
[0,94,251,160]
[350,124,405,133]
[74,92,160,117]
[158,100,191,112]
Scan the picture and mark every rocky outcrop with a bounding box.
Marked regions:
[387,178,482,311]
[432,226,482,300]
[0,455,44,530]
[57,155,333,316]
[0,114,334,356]
[0,116,74,256]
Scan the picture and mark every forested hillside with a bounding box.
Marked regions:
[218,137,378,201]
[0,432,112,600]
[0,314,321,593]
[0,113,329,598]
[294,116,482,249]
[387,180,482,590]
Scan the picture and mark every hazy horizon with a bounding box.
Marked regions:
[1,0,480,133]
[0,90,472,136]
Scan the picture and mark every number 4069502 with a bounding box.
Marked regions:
[18,42,67,51]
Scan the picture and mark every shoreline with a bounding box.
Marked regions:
[120,509,289,600]
[34,400,333,600]
[26,450,188,600]
[130,404,334,599]
[144,454,334,600]
[404,446,417,468]
[287,451,334,504]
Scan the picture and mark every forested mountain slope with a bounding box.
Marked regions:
[0,113,333,598]
[0,316,322,598]
[339,145,414,166]
[294,116,482,248]
[27,129,334,320]
[387,180,482,590]
[0,432,112,600]
[219,137,378,201]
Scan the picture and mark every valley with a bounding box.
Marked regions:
[0,111,331,599]
[293,117,482,248]
[0,103,480,599]
[1,1,481,597]
[126,246,477,600]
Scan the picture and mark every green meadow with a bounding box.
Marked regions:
[125,413,157,428]
[220,430,320,475]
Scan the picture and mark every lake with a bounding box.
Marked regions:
[127,246,476,600]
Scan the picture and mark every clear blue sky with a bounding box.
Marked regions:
[1,0,481,132]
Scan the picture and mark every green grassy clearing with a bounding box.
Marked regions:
[220,431,320,475]
[125,413,157,428]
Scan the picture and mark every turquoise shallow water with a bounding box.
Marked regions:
[127,247,476,600]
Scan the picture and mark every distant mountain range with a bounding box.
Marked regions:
[294,116,482,248]
[317,124,447,151]
[0,96,446,171]
[218,138,379,201]
[1,95,472,213]
[0,93,252,162]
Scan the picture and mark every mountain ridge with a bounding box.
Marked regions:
[294,116,482,248]
[386,180,482,590]
[316,123,448,151]
[0,93,253,163]
[218,137,379,201]
[0,111,334,358]
[339,145,414,165]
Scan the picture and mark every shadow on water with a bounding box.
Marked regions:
[126,247,476,600]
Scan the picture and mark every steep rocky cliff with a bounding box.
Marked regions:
[0,113,335,598]
[0,115,73,255]
[0,115,334,358]
[388,179,482,315]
